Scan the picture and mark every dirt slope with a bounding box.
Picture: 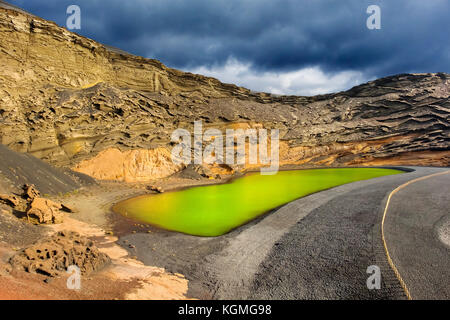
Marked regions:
[0,143,94,195]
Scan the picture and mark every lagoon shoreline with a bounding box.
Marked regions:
[1,166,448,299]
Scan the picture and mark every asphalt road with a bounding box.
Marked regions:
[121,167,450,300]
[384,170,450,299]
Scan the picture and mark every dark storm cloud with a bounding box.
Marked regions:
[8,0,450,79]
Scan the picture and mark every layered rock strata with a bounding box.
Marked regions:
[0,5,448,182]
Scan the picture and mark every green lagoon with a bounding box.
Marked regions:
[113,168,402,237]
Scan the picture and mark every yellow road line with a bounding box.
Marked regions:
[381,169,450,300]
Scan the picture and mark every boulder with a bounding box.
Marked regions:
[10,231,111,277]
[26,197,64,224]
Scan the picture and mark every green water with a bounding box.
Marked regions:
[113,168,402,237]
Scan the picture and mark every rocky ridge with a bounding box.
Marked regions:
[0,4,448,182]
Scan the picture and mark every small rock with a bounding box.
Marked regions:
[60,203,75,213]
[147,185,164,193]
[22,184,40,201]
[0,194,20,208]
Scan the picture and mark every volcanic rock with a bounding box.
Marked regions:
[0,4,448,183]
[0,193,20,207]
[9,231,111,277]
[0,182,76,224]
[60,203,75,213]
[22,184,40,201]
[26,197,64,224]
[148,185,164,193]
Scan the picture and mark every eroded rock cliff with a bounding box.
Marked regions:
[0,5,448,182]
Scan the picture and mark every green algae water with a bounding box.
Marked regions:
[113,168,402,237]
